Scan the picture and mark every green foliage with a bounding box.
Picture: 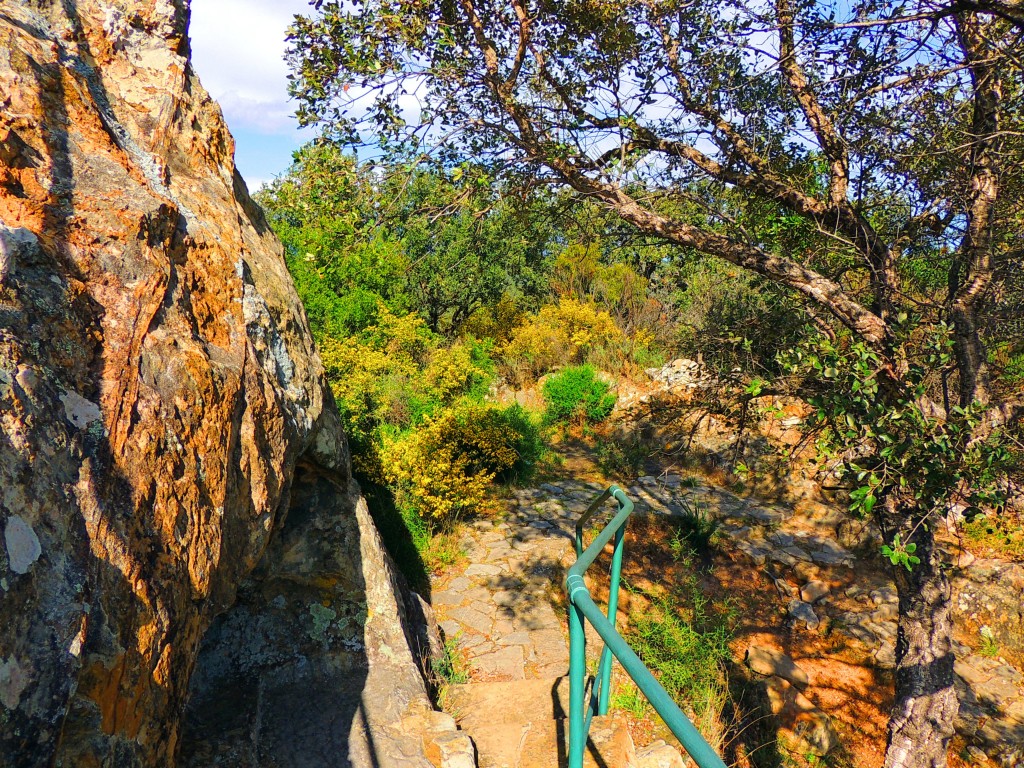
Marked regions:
[668,258,805,376]
[670,498,721,560]
[783,325,1012,564]
[962,513,1024,560]
[319,307,483,476]
[595,437,648,481]
[624,552,733,751]
[881,533,920,572]
[500,298,629,384]
[610,681,650,719]
[256,143,551,338]
[432,633,470,711]
[978,626,1000,659]
[432,634,470,688]
[542,365,617,425]
[382,401,543,522]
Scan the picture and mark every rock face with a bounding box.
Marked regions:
[0,2,442,765]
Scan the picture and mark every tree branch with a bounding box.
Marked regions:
[776,0,850,206]
[948,10,1005,406]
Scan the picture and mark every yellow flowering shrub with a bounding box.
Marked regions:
[424,342,490,402]
[318,305,492,479]
[500,298,626,383]
[382,403,537,522]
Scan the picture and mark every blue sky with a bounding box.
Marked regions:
[189,0,318,190]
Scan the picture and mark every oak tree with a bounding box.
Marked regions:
[287,1,1024,765]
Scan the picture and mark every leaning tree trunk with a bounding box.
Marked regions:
[883,514,959,768]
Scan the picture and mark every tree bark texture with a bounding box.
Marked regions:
[884,521,959,768]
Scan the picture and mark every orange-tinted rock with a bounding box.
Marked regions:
[0,1,421,764]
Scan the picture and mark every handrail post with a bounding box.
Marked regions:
[568,600,587,768]
[597,523,625,715]
[565,485,727,768]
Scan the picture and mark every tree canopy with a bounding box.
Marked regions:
[285,2,1024,766]
[257,143,551,335]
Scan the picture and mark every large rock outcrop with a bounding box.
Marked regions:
[0,2,447,765]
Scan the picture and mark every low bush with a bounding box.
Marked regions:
[542,365,616,425]
[319,306,492,478]
[670,498,721,560]
[595,437,648,481]
[500,298,627,384]
[382,402,543,523]
[624,554,734,753]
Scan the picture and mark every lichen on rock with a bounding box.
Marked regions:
[0,1,443,765]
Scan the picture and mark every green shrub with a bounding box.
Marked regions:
[320,306,494,478]
[542,365,616,425]
[670,498,721,559]
[489,404,545,483]
[625,554,733,752]
[595,437,648,480]
[382,401,544,522]
[500,298,626,384]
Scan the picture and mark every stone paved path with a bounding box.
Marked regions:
[432,472,1024,765]
[432,480,610,681]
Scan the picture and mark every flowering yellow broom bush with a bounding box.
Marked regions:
[500,298,625,383]
[381,402,539,522]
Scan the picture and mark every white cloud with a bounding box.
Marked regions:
[189,0,315,135]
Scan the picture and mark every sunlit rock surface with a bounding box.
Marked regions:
[0,2,441,765]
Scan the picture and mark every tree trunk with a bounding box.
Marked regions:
[883,521,959,768]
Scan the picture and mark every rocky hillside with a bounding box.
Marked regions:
[0,2,452,765]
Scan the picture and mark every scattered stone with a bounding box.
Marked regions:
[800,580,830,604]
[4,516,42,575]
[792,709,841,756]
[765,678,839,756]
[745,646,809,689]
[440,620,462,639]
[956,659,993,688]
[870,586,898,605]
[808,548,851,566]
[788,600,820,630]
[539,483,563,496]
[775,579,797,598]
[433,731,477,768]
[745,507,785,524]
[871,603,898,621]
[967,746,989,763]
[793,561,822,583]
[734,540,769,565]
[873,644,896,669]
[976,674,1021,708]
[636,740,686,768]
[771,550,798,567]
[784,545,814,563]
[769,531,797,548]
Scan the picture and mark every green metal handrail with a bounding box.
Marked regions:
[564,485,727,768]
